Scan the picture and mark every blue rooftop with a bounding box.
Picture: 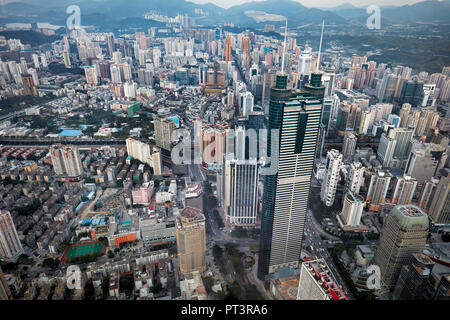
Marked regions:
[59,129,82,137]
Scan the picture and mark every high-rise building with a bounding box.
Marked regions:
[0,210,24,262]
[338,191,364,229]
[342,132,357,163]
[225,36,231,62]
[199,125,227,165]
[373,205,429,291]
[258,72,325,280]
[222,155,259,227]
[320,149,342,207]
[0,267,12,300]
[418,177,440,213]
[84,65,98,86]
[346,161,365,195]
[393,253,435,300]
[404,142,447,185]
[297,258,348,300]
[391,175,418,205]
[378,127,414,168]
[366,170,392,212]
[428,176,450,224]
[50,144,83,177]
[176,207,206,275]
[106,33,115,57]
[21,74,37,96]
[154,116,176,151]
[242,91,254,116]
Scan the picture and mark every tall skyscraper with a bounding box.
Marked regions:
[393,253,435,300]
[0,210,24,262]
[50,144,83,177]
[346,161,365,195]
[338,191,364,229]
[391,175,418,205]
[342,132,357,163]
[373,205,429,291]
[106,33,115,57]
[320,149,342,207]
[154,116,176,151]
[242,91,254,116]
[366,170,392,212]
[221,154,259,227]
[418,177,439,212]
[176,207,206,275]
[428,176,450,224]
[84,65,98,86]
[225,35,231,62]
[258,72,325,280]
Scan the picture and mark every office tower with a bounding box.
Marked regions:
[338,191,364,228]
[374,205,429,291]
[225,35,231,62]
[393,253,435,300]
[336,102,360,135]
[391,175,417,205]
[84,66,98,86]
[50,144,83,177]
[398,79,424,107]
[242,91,254,116]
[241,36,250,69]
[342,132,357,163]
[176,207,206,275]
[258,72,325,280]
[418,177,439,212]
[297,258,347,300]
[222,155,259,227]
[429,176,450,224]
[0,210,24,262]
[154,116,176,151]
[316,98,333,158]
[0,267,11,300]
[21,74,37,96]
[106,33,115,57]
[199,125,227,165]
[320,149,342,207]
[297,46,312,78]
[347,161,364,194]
[422,84,437,107]
[378,127,414,168]
[404,142,447,185]
[366,170,392,212]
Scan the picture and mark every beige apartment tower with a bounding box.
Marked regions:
[176,207,207,275]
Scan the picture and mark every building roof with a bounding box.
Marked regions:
[390,205,429,229]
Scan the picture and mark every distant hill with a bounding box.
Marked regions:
[327,0,450,24]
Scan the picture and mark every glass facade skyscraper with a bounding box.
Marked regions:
[257,73,325,280]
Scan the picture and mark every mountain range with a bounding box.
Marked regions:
[1,0,449,27]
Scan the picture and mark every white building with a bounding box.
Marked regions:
[0,210,24,262]
[320,149,342,207]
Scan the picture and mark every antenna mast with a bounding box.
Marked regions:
[317,20,324,73]
[281,18,288,75]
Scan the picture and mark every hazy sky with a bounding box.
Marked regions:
[188,0,427,9]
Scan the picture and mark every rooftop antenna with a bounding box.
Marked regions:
[316,20,324,73]
[281,18,288,75]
